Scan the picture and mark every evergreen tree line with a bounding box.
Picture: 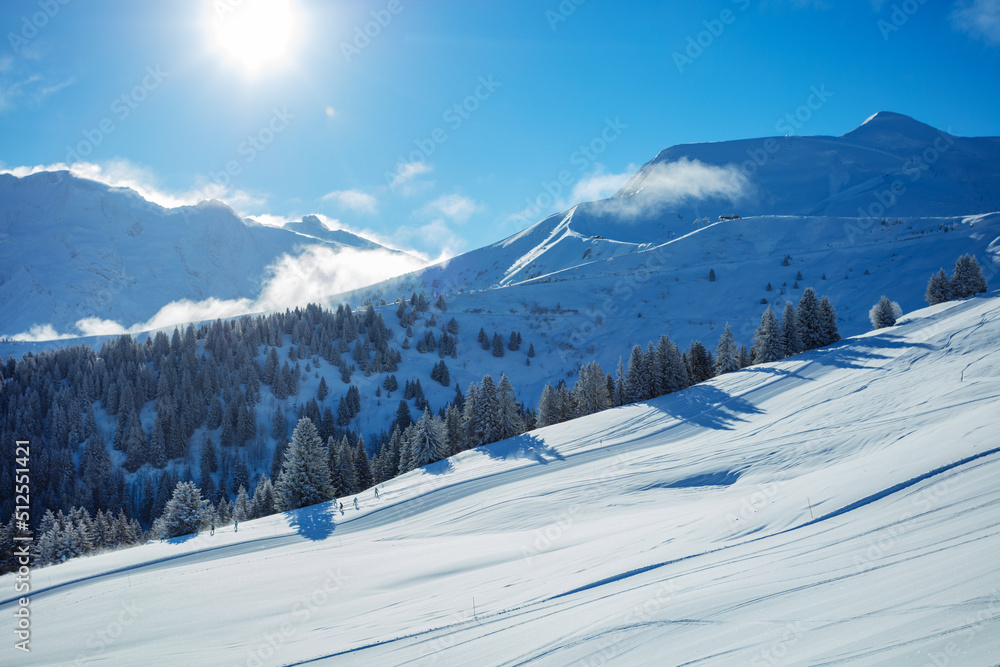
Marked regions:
[0,286,841,569]
[872,254,989,330]
[0,295,454,573]
[537,287,840,427]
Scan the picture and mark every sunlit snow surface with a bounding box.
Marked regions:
[2,295,998,665]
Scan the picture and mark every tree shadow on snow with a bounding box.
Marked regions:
[796,334,932,371]
[482,433,566,465]
[284,502,337,541]
[420,457,455,476]
[651,383,764,431]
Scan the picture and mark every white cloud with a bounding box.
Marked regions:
[567,165,639,204]
[393,219,463,263]
[10,324,76,342]
[404,193,481,259]
[75,317,128,337]
[13,245,431,341]
[322,188,378,215]
[598,158,750,220]
[419,193,481,224]
[387,161,435,195]
[0,62,74,113]
[500,164,634,231]
[141,246,429,332]
[951,0,1000,45]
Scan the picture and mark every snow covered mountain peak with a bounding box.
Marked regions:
[0,170,414,339]
[840,110,954,153]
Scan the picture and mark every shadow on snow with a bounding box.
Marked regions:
[483,432,566,464]
[284,502,337,541]
[650,382,764,431]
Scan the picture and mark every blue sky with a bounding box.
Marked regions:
[1,0,998,259]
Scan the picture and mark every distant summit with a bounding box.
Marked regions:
[0,171,413,338]
[840,111,954,153]
[614,111,1000,219]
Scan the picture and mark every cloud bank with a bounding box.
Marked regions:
[597,158,750,219]
[322,188,378,215]
[11,245,429,342]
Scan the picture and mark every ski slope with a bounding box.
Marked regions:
[3,296,999,666]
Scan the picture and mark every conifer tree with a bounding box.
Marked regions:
[573,361,611,417]
[714,324,740,376]
[492,333,505,357]
[780,301,802,357]
[554,381,576,424]
[394,400,413,431]
[613,357,627,406]
[537,383,559,427]
[495,374,524,441]
[796,288,823,351]
[685,341,714,384]
[752,305,785,364]
[249,475,275,518]
[470,375,498,446]
[271,408,287,444]
[123,419,148,472]
[159,481,208,538]
[233,486,250,522]
[869,296,901,329]
[818,296,841,346]
[738,345,751,369]
[625,345,650,402]
[149,417,168,468]
[950,254,988,298]
[655,335,689,394]
[232,460,250,496]
[409,409,447,468]
[925,269,952,305]
[274,417,334,511]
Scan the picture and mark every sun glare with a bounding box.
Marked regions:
[210,0,299,75]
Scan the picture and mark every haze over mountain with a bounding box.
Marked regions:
[0,171,421,340]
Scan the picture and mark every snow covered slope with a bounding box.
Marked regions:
[0,172,415,339]
[4,294,998,666]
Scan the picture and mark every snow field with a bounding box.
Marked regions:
[2,295,998,665]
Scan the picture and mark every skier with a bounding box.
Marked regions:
[210,524,215,536]
[339,502,344,513]
[234,520,238,533]
[160,531,165,542]
[353,497,359,510]
[374,488,379,499]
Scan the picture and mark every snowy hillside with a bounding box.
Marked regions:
[2,115,998,443]
[0,171,418,339]
[377,112,999,293]
[3,294,998,666]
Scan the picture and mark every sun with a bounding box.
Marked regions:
[209,0,300,75]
